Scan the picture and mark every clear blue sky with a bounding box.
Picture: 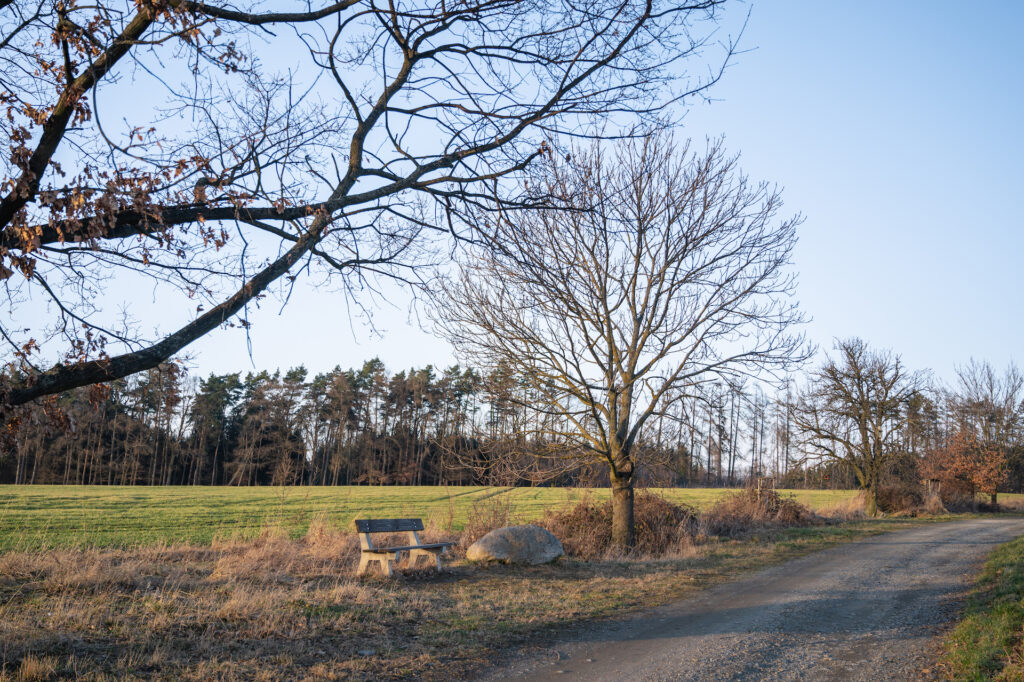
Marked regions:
[185,0,1024,381]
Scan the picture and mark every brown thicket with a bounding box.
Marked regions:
[921,429,1006,505]
[699,486,817,537]
[540,491,698,560]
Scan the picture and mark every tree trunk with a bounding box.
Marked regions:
[990,492,998,505]
[864,485,878,517]
[611,473,635,552]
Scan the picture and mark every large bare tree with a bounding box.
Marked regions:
[431,134,806,550]
[793,338,925,516]
[0,0,735,410]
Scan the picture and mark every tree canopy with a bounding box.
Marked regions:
[432,133,806,547]
[1,0,733,409]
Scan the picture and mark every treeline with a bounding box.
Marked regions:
[2,358,1023,493]
[2,360,623,487]
[1,359,799,487]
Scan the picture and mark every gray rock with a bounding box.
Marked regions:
[466,524,564,564]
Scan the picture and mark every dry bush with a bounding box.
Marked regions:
[539,491,698,560]
[875,484,923,514]
[923,493,948,515]
[926,480,1003,513]
[700,487,818,537]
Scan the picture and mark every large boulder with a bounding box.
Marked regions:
[466,524,564,565]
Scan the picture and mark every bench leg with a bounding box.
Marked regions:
[409,549,443,572]
[358,553,396,577]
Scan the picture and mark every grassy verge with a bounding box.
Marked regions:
[0,517,926,681]
[940,534,1024,680]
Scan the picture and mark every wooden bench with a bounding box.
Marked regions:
[354,518,455,577]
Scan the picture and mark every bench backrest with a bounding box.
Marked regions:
[354,518,424,534]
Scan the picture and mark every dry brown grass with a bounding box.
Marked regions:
[0,522,460,680]
[817,490,868,520]
[0,498,927,680]
[454,490,519,554]
[923,492,948,515]
[999,497,1024,513]
[7,655,57,682]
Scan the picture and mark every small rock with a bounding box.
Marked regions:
[466,525,564,565]
[358,649,375,656]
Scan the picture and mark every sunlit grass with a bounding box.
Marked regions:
[941,533,1024,680]
[0,485,874,551]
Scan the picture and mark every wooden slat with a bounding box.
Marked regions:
[368,542,455,553]
[354,518,424,533]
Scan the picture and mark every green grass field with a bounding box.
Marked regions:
[3,485,1020,552]
[0,485,870,551]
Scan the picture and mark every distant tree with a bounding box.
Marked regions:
[432,133,805,550]
[921,429,1005,505]
[793,338,925,516]
[942,360,1023,501]
[951,360,1024,445]
[188,373,243,485]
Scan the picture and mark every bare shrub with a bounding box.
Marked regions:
[928,479,1003,513]
[700,487,818,537]
[875,484,923,514]
[538,493,610,560]
[539,491,698,560]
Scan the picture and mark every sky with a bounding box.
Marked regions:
[179,0,1024,383]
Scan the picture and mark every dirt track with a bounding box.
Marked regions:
[483,518,1024,681]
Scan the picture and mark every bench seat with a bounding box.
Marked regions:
[365,542,455,554]
[355,518,454,576]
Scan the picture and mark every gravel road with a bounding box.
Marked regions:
[483,518,1024,681]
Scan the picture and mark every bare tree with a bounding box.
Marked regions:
[0,0,735,410]
[951,360,1023,445]
[431,133,806,550]
[945,359,1024,502]
[793,338,925,516]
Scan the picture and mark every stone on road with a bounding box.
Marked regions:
[484,518,1024,681]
